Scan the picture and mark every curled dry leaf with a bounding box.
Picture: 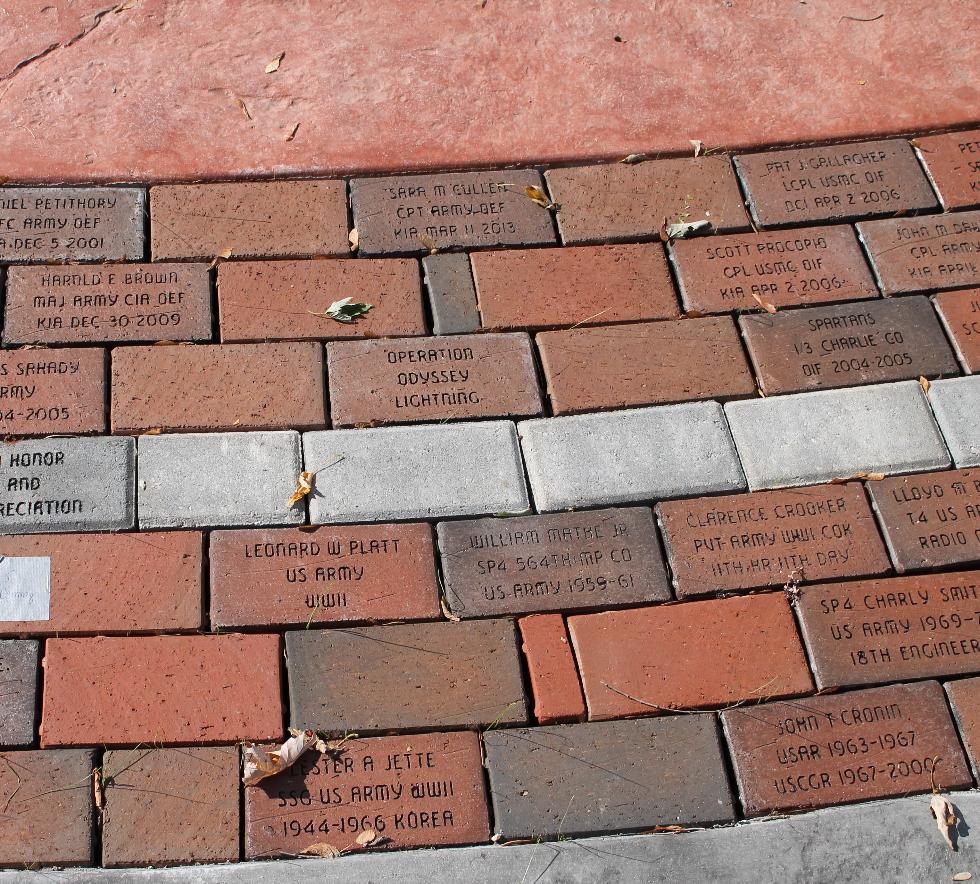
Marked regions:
[524,185,550,208]
[751,292,778,314]
[348,227,359,251]
[243,728,318,785]
[664,219,711,240]
[830,471,886,484]
[288,471,316,508]
[265,51,285,74]
[930,791,958,850]
[952,874,972,882]
[440,595,461,623]
[208,248,233,270]
[419,233,439,255]
[236,97,252,120]
[142,427,163,436]
[92,767,105,812]
[114,0,137,10]
[300,842,342,858]
[620,153,646,164]
[308,297,373,324]
[690,139,703,157]
[355,828,379,846]
[285,122,300,142]
[920,376,930,394]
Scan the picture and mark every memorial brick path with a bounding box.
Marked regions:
[1,129,980,878]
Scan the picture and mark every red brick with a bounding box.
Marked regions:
[656,484,890,598]
[544,157,749,244]
[945,676,980,775]
[102,746,240,867]
[669,225,879,313]
[328,333,541,426]
[867,468,980,572]
[217,258,426,342]
[3,263,212,345]
[568,594,813,720]
[471,244,679,331]
[735,140,937,227]
[0,749,95,866]
[150,180,349,260]
[795,571,980,689]
[934,289,980,373]
[245,730,488,856]
[41,634,283,746]
[518,614,586,724]
[537,317,755,414]
[0,347,105,436]
[0,532,202,637]
[209,523,440,628]
[916,129,980,210]
[111,342,325,433]
[723,681,971,815]
[857,211,980,295]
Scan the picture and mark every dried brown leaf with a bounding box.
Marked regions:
[208,248,233,270]
[620,153,646,164]
[288,471,315,508]
[141,427,163,436]
[265,51,285,74]
[930,791,958,850]
[419,233,438,255]
[830,471,885,484]
[355,828,378,846]
[243,729,318,786]
[285,122,300,142]
[92,767,104,811]
[690,139,703,157]
[114,0,136,10]
[300,842,342,858]
[952,874,972,882]
[440,596,461,622]
[751,292,777,314]
[236,97,252,120]
[348,227,359,251]
[920,375,930,394]
[524,184,550,208]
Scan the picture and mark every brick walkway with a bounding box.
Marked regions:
[1,130,980,879]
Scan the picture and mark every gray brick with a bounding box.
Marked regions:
[0,640,38,746]
[929,375,980,467]
[302,421,529,523]
[484,715,734,840]
[137,431,304,528]
[725,381,951,490]
[518,403,746,511]
[423,253,480,334]
[0,437,135,534]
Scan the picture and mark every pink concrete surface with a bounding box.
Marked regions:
[0,0,977,183]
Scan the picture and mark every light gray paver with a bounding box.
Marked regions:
[137,431,304,528]
[423,253,481,334]
[0,640,38,746]
[5,792,978,883]
[929,375,980,466]
[518,402,746,511]
[725,381,951,490]
[302,422,529,522]
[0,437,135,534]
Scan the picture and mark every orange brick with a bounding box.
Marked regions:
[217,258,426,342]
[41,634,283,746]
[471,244,680,331]
[111,342,325,433]
[0,532,203,636]
[568,594,813,720]
[518,614,586,724]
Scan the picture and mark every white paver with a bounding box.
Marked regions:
[929,375,980,467]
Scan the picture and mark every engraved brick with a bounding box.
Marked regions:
[734,140,937,227]
[350,170,555,255]
[0,436,135,534]
[868,468,980,572]
[471,243,680,330]
[0,749,94,866]
[740,297,959,395]
[41,634,283,746]
[544,157,750,244]
[929,376,980,467]
[669,225,879,313]
[0,640,38,746]
[303,422,529,524]
[102,746,239,867]
[484,716,734,839]
[519,403,746,512]
[0,187,144,263]
[3,263,212,345]
[327,333,541,427]
[657,484,890,599]
[111,342,325,433]
[286,620,528,733]
[150,180,348,260]
[537,317,755,414]
[518,615,586,724]
[137,431,304,529]
[0,532,202,637]
[568,594,812,720]
[945,677,980,776]
[725,381,951,490]
[795,571,980,689]
[722,681,972,815]
[217,258,425,343]
[423,253,480,334]
[437,508,670,618]
[209,524,439,628]
[934,289,980,373]
[858,210,980,295]
[245,731,488,857]
[916,128,980,210]
[0,347,105,436]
